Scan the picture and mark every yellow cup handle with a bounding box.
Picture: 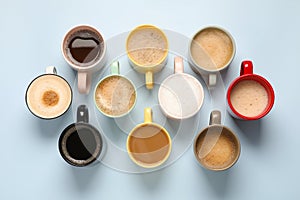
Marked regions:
[144,108,152,123]
[145,71,153,89]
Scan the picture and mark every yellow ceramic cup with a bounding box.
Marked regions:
[127,108,172,168]
[126,24,169,89]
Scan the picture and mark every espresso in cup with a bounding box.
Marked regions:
[25,67,72,119]
[94,61,136,117]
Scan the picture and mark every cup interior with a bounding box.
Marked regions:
[227,75,275,119]
[59,122,103,167]
[62,25,105,69]
[158,73,204,119]
[25,74,72,119]
[127,123,172,168]
[94,75,137,117]
[126,25,169,69]
[194,125,240,171]
[189,26,235,72]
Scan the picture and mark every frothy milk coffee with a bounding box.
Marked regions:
[26,74,72,119]
[127,27,168,66]
[191,27,234,70]
[230,80,268,117]
[95,76,136,117]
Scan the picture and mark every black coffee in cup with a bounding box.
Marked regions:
[59,105,104,167]
[62,26,104,66]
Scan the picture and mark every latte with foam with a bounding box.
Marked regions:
[26,74,72,119]
[127,26,168,66]
[230,80,269,117]
[94,75,136,117]
[191,27,234,70]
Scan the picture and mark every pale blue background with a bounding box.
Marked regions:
[1,0,299,199]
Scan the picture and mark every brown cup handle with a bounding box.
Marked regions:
[209,110,221,125]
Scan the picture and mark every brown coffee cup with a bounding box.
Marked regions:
[193,110,240,171]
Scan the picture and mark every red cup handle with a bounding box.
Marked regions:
[240,60,253,76]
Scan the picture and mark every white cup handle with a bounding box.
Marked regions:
[46,66,57,74]
[208,73,217,86]
[78,71,91,94]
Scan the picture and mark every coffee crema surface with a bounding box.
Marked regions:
[230,80,268,117]
[191,28,234,70]
[95,76,136,116]
[26,75,72,119]
[127,27,168,66]
[128,124,170,166]
[195,128,238,169]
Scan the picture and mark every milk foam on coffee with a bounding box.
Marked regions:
[196,131,237,169]
[127,27,167,66]
[95,76,136,116]
[230,80,268,117]
[159,74,203,118]
[191,28,234,70]
[26,75,72,118]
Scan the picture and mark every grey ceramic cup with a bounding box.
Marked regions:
[58,105,105,167]
[193,110,240,171]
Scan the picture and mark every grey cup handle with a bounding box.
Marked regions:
[209,110,221,125]
[77,105,89,123]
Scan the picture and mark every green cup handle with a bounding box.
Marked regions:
[209,110,221,125]
[111,61,120,75]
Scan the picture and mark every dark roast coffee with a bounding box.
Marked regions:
[66,126,98,160]
[59,123,103,167]
[66,30,103,65]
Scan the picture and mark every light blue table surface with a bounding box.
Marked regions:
[1,0,299,199]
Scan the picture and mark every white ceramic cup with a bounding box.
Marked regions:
[158,56,204,119]
[188,26,236,86]
[61,24,107,94]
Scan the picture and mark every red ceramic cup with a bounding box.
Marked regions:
[226,60,275,120]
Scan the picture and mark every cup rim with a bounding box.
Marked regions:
[126,122,172,168]
[193,124,241,171]
[126,24,169,68]
[188,25,236,73]
[93,74,137,118]
[25,73,73,120]
[58,122,103,167]
[226,74,275,120]
[158,73,204,119]
[61,24,107,71]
